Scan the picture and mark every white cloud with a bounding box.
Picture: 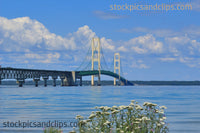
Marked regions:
[131,61,149,69]
[0,16,116,67]
[0,39,3,44]
[165,35,200,57]
[21,52,61,64]
[25,53,43,59]
[126,34,163,54]
[119,27,179,37]
[100,37,115,51]
[183,26,200,37]
[0,16,76,51]
[178,57,200,68]
[159,57,177,62]
[131,47,146,54]
[165,35,190,45]
[117,46,127,52]
[191,0,200,12]
[93,11,126,20]
[70,25,115,51]
[118,26,200,68]
[73,25,96,47]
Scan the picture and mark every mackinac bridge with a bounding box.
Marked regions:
[0,38,133,87]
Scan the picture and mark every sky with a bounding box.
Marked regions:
[0,0,200,80]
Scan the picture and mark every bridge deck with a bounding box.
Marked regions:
[77,70,133,85]
[0,67,71,73]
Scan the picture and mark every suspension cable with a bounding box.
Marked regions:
[75,43,91,71]
[100,45,109,70]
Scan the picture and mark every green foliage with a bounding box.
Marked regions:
[72,100,169,133]
[44,127,63,133]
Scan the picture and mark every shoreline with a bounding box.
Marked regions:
[1,80,200,86]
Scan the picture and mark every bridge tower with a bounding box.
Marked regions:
[114,53,120,86]
[91,38,101,86]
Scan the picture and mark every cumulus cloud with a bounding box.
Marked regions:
[118,25,200,68]
[166,35,200,56]
[0,16,76,51]
[100,37,115,51]
[0,16,116,68]
[126,34,163,54]
[70,25,115,51]
[163,34,200,67]
[1,16,200,71]
[73,25,96,47]
[165,35,190,45]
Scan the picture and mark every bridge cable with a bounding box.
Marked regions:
[75,44,91,71]
[120,59,125,77]
[100,45,109,70]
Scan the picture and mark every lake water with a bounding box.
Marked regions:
[0,85,200,133]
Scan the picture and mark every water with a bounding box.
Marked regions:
[0,85,200,133]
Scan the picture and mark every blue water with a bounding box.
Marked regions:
[0,85,200,133]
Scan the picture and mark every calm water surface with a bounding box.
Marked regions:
[0,85,200,133]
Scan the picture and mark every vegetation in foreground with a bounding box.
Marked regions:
[43,127,62,133]
[45,100,169,133]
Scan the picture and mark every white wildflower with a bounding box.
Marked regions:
[89,114,96,119]
[160,106,167,109]
[75,115,83,119]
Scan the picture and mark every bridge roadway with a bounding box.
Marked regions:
[0,67,133,87]
[76,70,133,85]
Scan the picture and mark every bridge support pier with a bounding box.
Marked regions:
[33,78,40,87]
[53,78,56,87]
[63,77,69,86]
[72,71,76,86]
[62,72,77,86]
[91,75,101,86]
[120,81,125,86]
[77,76,82,86]
[91,75,94,86]
[43,76,48,87]
[60,76,66,86]
[44,79,48,87]
[114,80,116,86]
[16,79,25,87]
[60,78,64,86]
[97,75,101,86]
[52,76,57,87]
[80,76,82,86]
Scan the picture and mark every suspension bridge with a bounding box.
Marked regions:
[0,38,133,87]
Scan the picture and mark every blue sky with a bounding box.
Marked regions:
[0,0,200,80]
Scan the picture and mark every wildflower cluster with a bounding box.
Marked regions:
[72,100,169,133]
